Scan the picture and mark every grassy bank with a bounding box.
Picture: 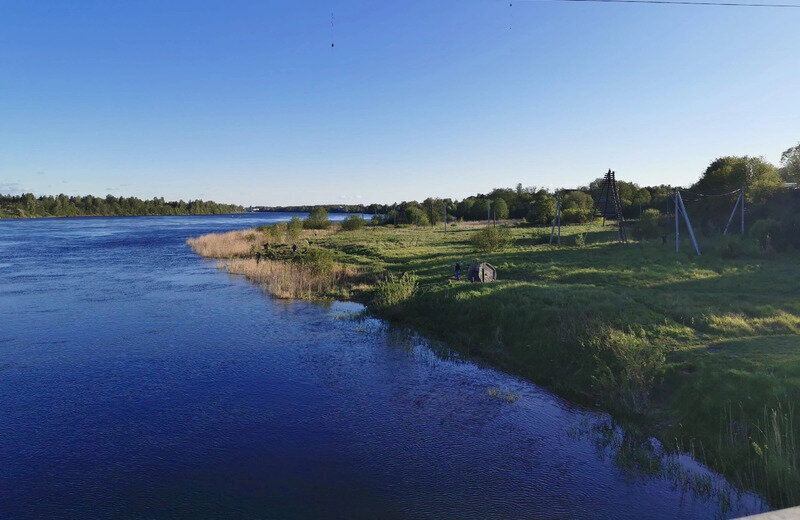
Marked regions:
[188,220,800,508]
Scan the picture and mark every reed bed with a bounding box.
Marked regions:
[187,229,265,258]
[222,258,363,300]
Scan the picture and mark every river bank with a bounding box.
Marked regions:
[188,219,800,509]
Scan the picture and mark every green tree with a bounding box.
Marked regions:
[780,143,800,183]
[695,156,782,203]
[470,199,489,221]
[525,190,556,225]
[406,206,430,227]
[561,191,594,223]
[303,206,332,229]
[632,188,652,217]
[493,198,509,220]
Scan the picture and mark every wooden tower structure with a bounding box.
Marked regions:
[594,169,627,243]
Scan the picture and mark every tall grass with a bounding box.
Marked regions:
[223,257,362,300]
[187,229,265,258]
[712,403,800,507]
[371,272,419,312]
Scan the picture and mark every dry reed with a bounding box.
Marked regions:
[222,258,362,299]
[187,230,265,258]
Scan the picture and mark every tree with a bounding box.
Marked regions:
[780,143,800,183]
[695,156,782,203]
[493,198,509,220]
[561,191,594,223]
[632,188,652,217]
[422,197,445,225]
[470,199,489,221]
[525,190,556,225]
[406,206,429,227]
[691,156,784,233]
[303,206,332,229]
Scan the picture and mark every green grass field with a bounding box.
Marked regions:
[194,219,800,507]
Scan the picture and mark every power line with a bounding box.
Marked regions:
[515,0,800,8]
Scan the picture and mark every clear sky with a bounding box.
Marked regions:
[1,1,798,205]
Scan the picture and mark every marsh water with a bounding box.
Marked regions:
[0,214,767,519]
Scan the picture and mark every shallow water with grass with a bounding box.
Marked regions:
[0,215,767,518]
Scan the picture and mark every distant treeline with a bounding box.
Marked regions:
[0,193,245,219]
[263,142,800,248]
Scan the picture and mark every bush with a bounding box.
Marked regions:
[634,209,662,240]
[269,221,287,240]
[561,191,594,224]
[561,207,592,223]
[712,235,761,259]
[370,214,384,226]
[292,247,335,274]
[372,272,419,310]
[470,226,513,252]
[287,216,303,239]
[304,207,331,229]
[749,218,780,251]
[341,214,366,231]
[406,206,430,227]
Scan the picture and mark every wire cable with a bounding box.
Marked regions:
[515,0,800,8]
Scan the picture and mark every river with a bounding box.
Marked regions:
[0,214,767,518]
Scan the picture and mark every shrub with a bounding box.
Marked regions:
[561,207,592,223]
[304,207,332,229]
[370,214,384,226]
[372,272,418,309]
[561,191,594,223]
[268,221,287,241]
[287,216,303,239]
[292,247,335,274]
[470,226,513,252]
[749,218,780,251]
[341,214,366,231]
[712,235,761,259]
[634,209,662,240]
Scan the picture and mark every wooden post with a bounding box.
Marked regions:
[487,199,491,226]
[444,204,447,233]
[677,191,701,255]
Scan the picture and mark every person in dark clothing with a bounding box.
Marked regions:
[292,244,297,254]
[454,261,461,281]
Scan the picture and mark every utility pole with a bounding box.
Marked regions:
[444,203,447,233]
[487,199,491,226]
[549,194,562,246]
[723,188,745,236]
[675,188,680,253]
[675,189,701,255]
[741,186,745,236]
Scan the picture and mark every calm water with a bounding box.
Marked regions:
[0,214,766,519]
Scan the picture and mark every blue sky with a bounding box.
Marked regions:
[1,1,798,205]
